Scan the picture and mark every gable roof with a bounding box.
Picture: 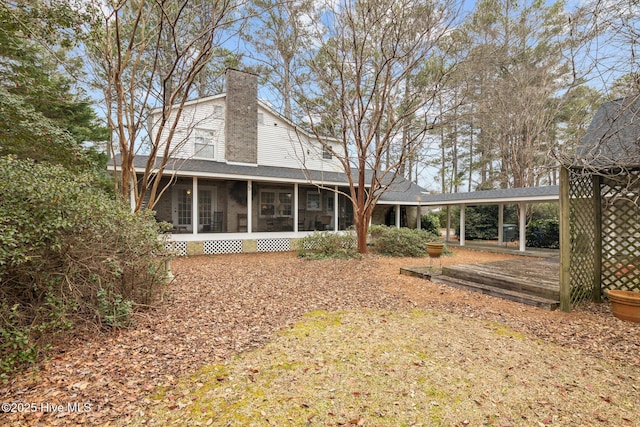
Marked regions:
[114,155,427,205]
[574,96,640,168]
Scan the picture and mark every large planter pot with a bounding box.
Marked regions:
[605,289,640,323]
[426,242,444,258]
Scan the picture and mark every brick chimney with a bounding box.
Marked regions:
[225,69,258,164]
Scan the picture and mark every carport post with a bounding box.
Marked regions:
[459,205,466,246]
[518,203,526,252]
[446,206,451,242]
[498,204,504,245]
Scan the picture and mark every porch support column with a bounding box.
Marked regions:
[395,204,401,228]
[247,180,252,233]
[518,202,526,252]
[294,183,299,232]
[498,203,504,245]
[130,178,136,212]
[334,187,339,232]
[192,177,198,235]
[446,206,451,242]
[416,197,422,230]
[459,205,466,247]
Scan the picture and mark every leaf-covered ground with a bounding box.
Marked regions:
[1,249,639,426]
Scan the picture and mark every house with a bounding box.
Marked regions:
[111,69,426,255]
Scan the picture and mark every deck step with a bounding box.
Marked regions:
[441,261,559,301]
[432,275,560,310]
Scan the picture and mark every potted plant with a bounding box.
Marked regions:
[605,289,640,323]
[425,240,445,258]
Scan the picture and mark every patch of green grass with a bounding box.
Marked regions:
[488,321,527,339]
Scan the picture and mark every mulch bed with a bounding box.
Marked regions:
[1,249,638,426]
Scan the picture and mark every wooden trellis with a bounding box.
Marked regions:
[560,167,640,311]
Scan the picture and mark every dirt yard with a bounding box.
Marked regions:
[1,248,638,426]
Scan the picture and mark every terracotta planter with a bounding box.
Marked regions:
[605,289,640,323]
[426,242,444,258]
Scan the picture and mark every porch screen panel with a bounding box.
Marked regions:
[178,189,192,225]
[199,190,212,229]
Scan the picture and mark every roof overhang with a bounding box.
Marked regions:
[419,186,559,206]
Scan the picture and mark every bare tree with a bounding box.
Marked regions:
[87,0,241,211]
[297,0,461,253]
[241,0,318,120]
[460,0,596,189]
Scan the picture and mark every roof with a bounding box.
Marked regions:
[574,96,640,168]
[112,155,427,205]
[419,185,559,206]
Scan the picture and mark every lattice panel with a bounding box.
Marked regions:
[568,172,597,305]
[165,241,187,257]
[600,172,640,293]
[257,238,291,252]
[203,240,243,255]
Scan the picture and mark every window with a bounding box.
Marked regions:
[257,112,264,125]
[307,192,321,211]
[194,129,215,159]
[260,191,276,217]
[325,194,335,213]
[278,192,292,217]
[260,190,293,217]
[199,190,213,227]
[177,189,192,225]
[322,146,333,159]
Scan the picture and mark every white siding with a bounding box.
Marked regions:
[150,98,226,161]
[256,107,343,172]
[150,97,343,174]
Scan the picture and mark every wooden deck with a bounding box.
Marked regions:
[402,259,560,310]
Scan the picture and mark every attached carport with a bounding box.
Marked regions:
[420,186,560,252]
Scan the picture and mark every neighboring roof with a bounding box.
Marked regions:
[419,186,559,206]
[574,96,640,168]
[112,155,426,205]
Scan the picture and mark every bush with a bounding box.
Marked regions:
[420,212,440,235]
[0,157,169,378]
[369,226,441,257]
[526,219,559,249]
[296,231,358,259]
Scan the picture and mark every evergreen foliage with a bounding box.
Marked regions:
[0,157,169,379]
[420,212,441,235]
[296,231,358,259]
[369,225,442,257]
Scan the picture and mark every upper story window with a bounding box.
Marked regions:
[257,112,264,125]
[193,129,215,159]
[322,146,333,160]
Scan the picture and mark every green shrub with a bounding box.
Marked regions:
[369,226,441,257]
[526,219,559,249]
[0,156,169,378]
[297,231,358,259]
[420,212,440,235]
[96,289,134,328]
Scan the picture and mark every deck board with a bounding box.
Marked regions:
[402,258,560,309]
